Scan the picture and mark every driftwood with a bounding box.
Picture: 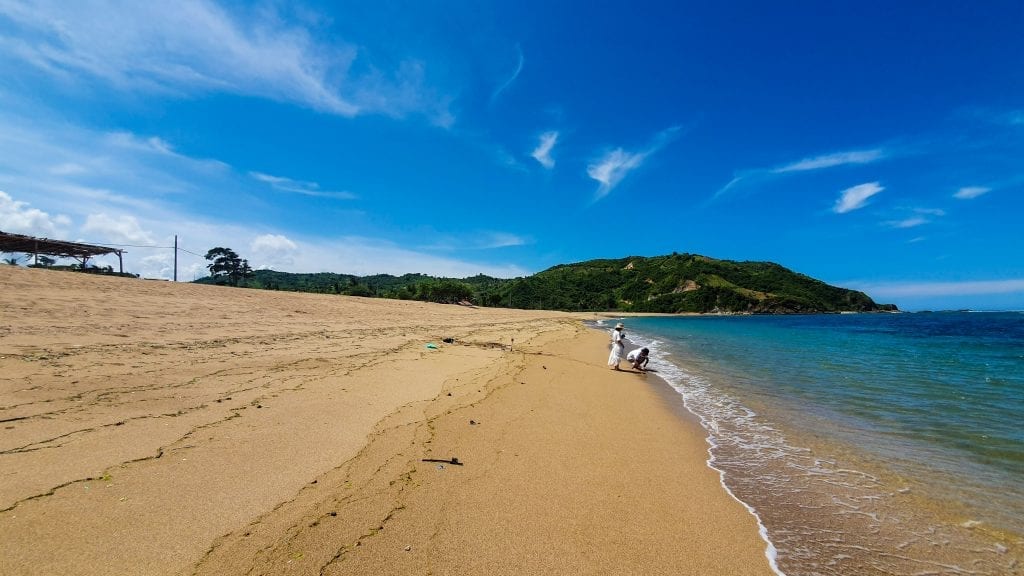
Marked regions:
[422,457,462,466]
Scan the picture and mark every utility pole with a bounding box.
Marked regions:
[173,235,178,282]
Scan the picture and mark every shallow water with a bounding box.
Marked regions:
[612,313,1024,576]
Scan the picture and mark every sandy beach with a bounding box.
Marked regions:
[1,266,774,575]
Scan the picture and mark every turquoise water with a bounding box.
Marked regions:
[614,312,1024,576]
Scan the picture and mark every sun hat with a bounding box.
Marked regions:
[615,323,625,329]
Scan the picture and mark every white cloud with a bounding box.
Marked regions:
[587,126,680,201]
[0,190,72,237]
[249,172,356,200]
[531,131,558,169]
[138,253,177,280]
[953,186,990,200]
[774,149,885,173]
[82,213,156,245]
[0,0,450,121]
[588,149,645,199]
[148,227,531,281]
[0,115,524,281]
[833,182,884,214]
[250,233,299,269]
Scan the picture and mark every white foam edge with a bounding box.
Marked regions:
[627,327,787,576]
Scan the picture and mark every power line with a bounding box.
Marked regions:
[74,241,175,249]
[7,233,216,282]
[69,240,206,258]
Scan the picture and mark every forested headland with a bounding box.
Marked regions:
[194,252,897,314]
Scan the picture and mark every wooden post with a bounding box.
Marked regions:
[174,235,178,282]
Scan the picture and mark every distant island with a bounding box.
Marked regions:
[194,252,898,314]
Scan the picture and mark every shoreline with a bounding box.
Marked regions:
[615,315,1024,576]
[611,329,784,575]
[0,267,775,575]
[593,321,785,574]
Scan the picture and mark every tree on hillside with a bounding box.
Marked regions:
[413,279,474,304]
[204,247,254,286]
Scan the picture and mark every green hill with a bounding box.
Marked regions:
[194,253,896,314]
[495,254,894,313]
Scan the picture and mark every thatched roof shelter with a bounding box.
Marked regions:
[0,230,123,272]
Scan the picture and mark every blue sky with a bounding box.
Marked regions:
[1,1,1021,311]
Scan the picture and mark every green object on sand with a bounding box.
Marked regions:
[425,343,438,349]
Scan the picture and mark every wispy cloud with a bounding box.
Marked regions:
[886,216,928,229]
[107,133,176,155]
[49,163,88,176]
[312,236,529,277]
[0,114,239,223]
[0,0,450,121]
[715,147,887,199]
[884,207,945,228]
[712,174,748,198]
[491,44,524,103]
[953,186,990,200]
[0,114,527,279]
[833,182,883,214]
[106,131,229,171]
[478,232,528,249]
[249,172,356,200]
[419,230,530,251]
[531,131,559,169]
[588,126,680,201]
[588,150,644,199]
[773,149,885,173]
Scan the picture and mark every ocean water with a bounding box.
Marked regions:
[612,312,1023,576]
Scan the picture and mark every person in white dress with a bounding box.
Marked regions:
[607,323,625,370]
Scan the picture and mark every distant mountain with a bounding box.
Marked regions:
[194,253,897,314]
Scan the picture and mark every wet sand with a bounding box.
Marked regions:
[0,266,774,575]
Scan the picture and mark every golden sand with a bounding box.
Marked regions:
[1,266,773,575]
